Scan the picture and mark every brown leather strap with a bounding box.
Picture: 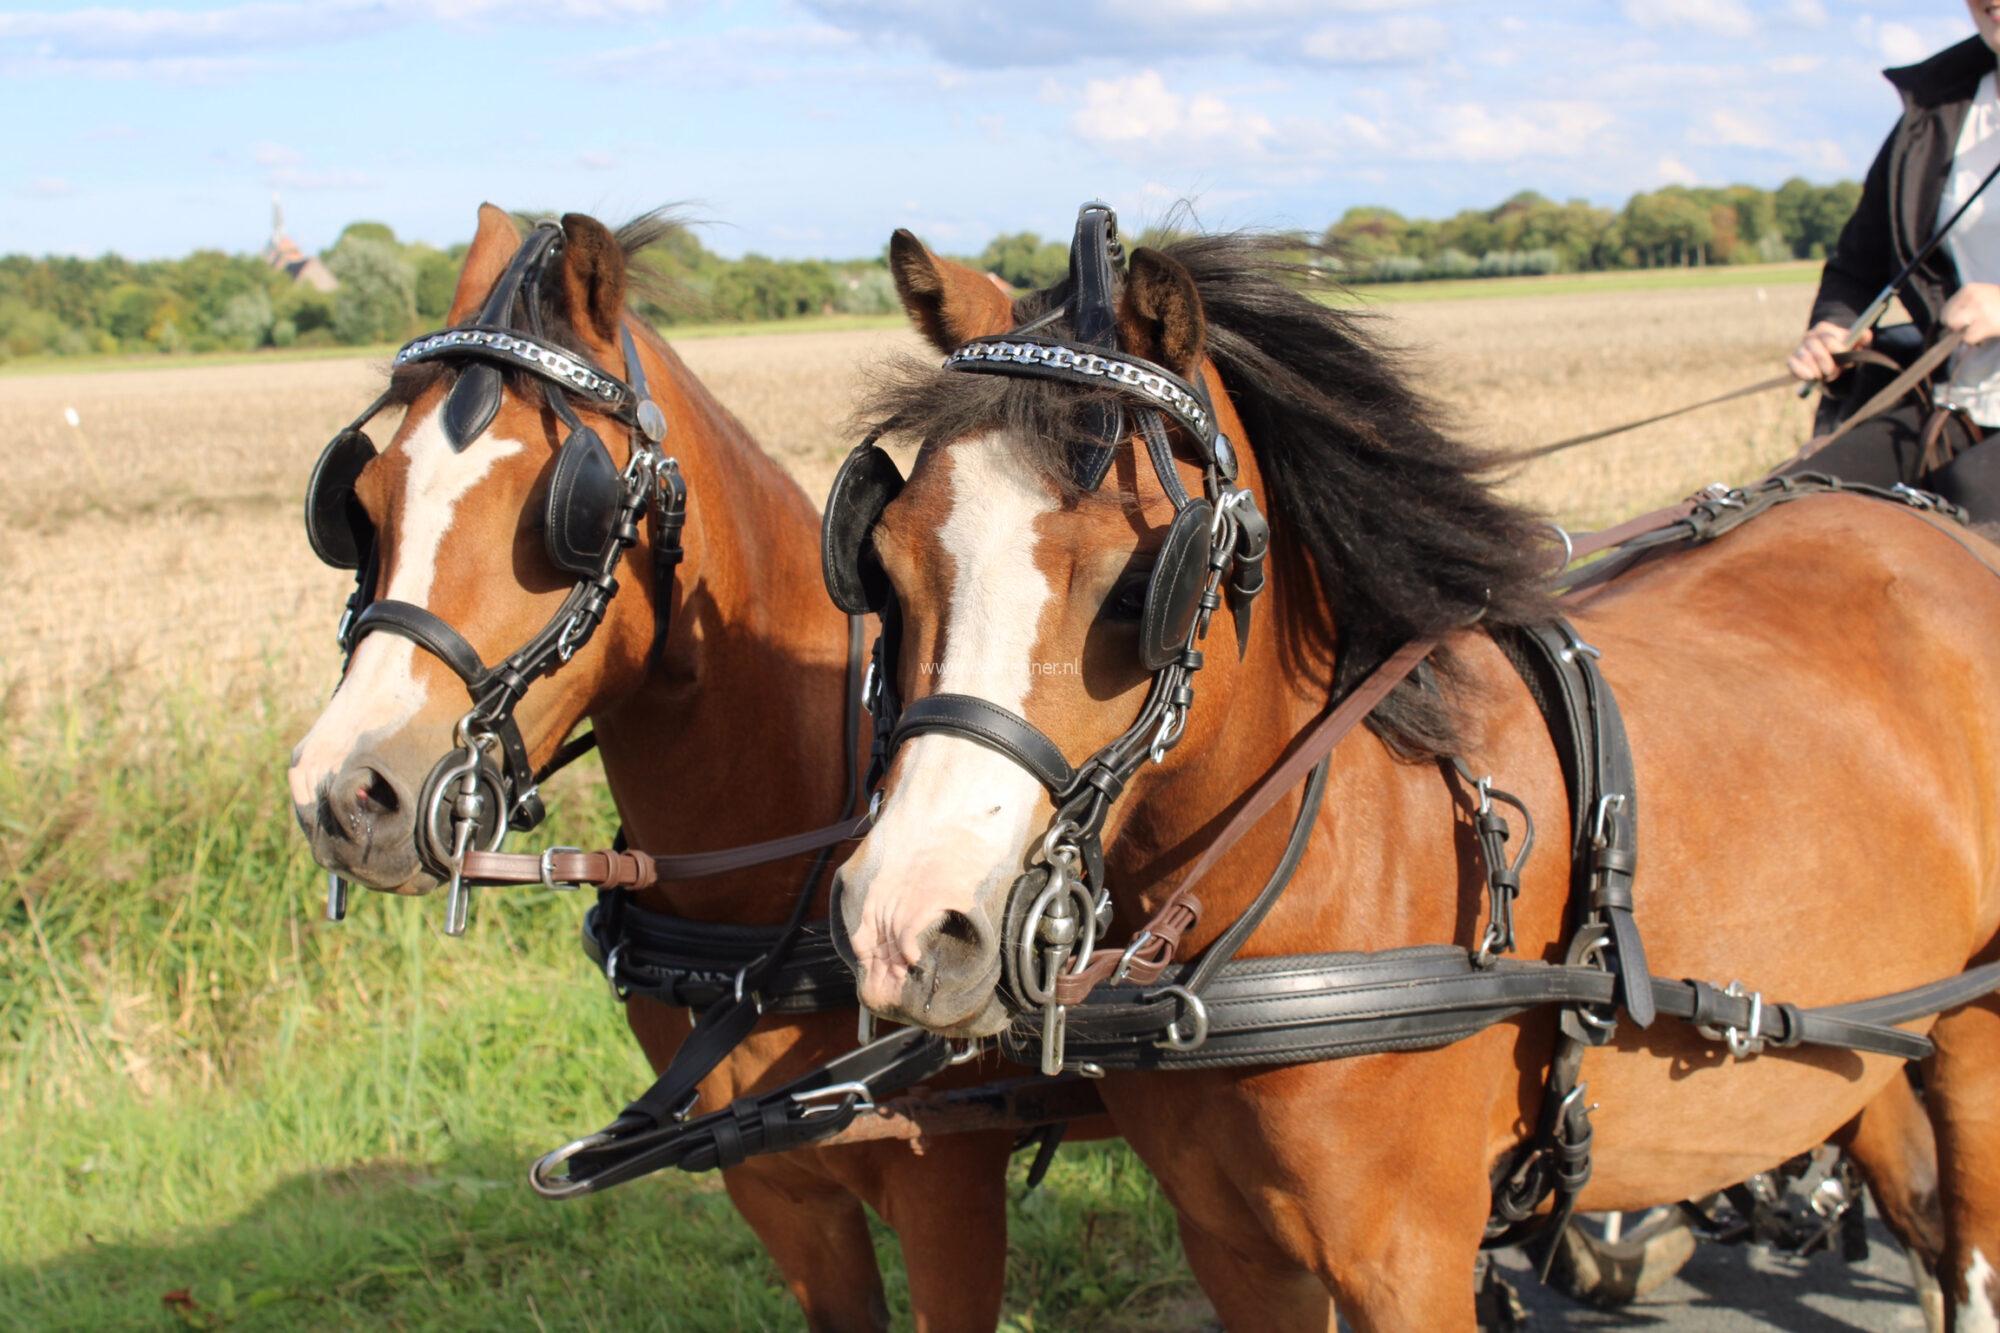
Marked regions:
[459,813,874,890]
[1054,635,1442,1004]
[1501,345,1912,466]
[1794,329,1963,464]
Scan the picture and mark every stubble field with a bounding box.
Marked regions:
[0,277,1839,1330]
[0,278,1820,724]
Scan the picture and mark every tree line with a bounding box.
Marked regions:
[0,178,1863,361]
[1320,178,1862,284]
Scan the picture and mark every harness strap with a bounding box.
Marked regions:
[459,814,873,889]
[531,1027,954,1198]
[1054,635,1441,1004]
[1015,949,1992,1073]
[893,694,1079,796]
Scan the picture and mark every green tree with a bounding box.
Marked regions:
[976,232,1069,290]
[327,237,416,345]
[410,247,461,321]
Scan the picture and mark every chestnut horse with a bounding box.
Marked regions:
[287,206,1021,1332]
[831,229,1999,1329]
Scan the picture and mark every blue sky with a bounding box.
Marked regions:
[0,0,1979,260]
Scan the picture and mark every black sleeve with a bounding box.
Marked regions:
[1810,123,1899,329]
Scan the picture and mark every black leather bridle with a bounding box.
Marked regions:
[310,222,686,933]
[823,204,1269,1072]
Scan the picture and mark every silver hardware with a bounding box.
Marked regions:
[793,1081,875,1119]
[1558,636,1601,664]
[636,398,668,444]
[948,1039,982,1066]
[539,846,583,892]
[857,1007,876,1044]
[1591,793,1628,851]
[733,963,765,1016]
[1546,522,1574,568]
[1148,706,1187,764]
[860,659,880,715]
[1153,984,1210,1052]
[669,1089,701,1123]
[1078,1061,1106,1079]
[1696,979,1767,1058]
[325,871,349,922]
[556,612,589,664]
[396,329,628,406]
[867,788,884,821]
[1112,931,1156,984]
[527,1129,615,1200]
[945,340,1211,438]
[602,942,626,1000]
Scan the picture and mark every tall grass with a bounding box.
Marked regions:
[0,689,1192,1329]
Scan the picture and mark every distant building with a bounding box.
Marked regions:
[262,195,337,293]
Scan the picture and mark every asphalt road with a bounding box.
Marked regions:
[1487,1206,1933,1331]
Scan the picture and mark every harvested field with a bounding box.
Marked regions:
[0,281,1819,724]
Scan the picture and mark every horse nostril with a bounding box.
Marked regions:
[936,911,979,946]
[357,769,401,814]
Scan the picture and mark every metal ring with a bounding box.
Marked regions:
[1153,984,1210,1052]
[1546,521,1575,568]
[527,1130,614,1200]
[948,1039,982,1066]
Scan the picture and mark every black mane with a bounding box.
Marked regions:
[388,207,689,410]
[858,230,1558,757]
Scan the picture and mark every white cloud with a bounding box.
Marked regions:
[1874,21,1931,65]
[1767,54,1822,76]
[1071,70,1275,154]
[1700,108,1777,150]
[1299,16,1447,67]
[1413,101,1614,163]
[577,150,616,171]
[1658,155,1699,185]
[0,0,672,68]
[25,177,75,198]
[1785,0,1827,28]
[1619,0,1754,40]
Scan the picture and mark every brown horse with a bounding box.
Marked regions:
[831,228,2000,1329]
[288,206,1021,1332]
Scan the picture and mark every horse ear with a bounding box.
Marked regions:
[1120,247,1205,375]
[446,204,522,324]
[557,212,628,349]
[889,229,1014,353]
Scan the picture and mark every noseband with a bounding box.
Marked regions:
[306,222,686,932]
[822,204,1269,1071]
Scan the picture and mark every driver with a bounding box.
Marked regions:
[1787,4,2000,517]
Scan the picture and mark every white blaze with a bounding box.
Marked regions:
[844,434,1059,1002]
[288,408,525,807]
[1962,1250,1999,1333]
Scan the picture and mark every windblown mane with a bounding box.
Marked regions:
[388,207,690,408]
[857,230,1559,757]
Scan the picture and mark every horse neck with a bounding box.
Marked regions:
[593,323,855,926]
[1111,404,1486,957]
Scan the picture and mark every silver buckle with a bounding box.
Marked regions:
[1695,980,1767,1059]
[539,846,584,892]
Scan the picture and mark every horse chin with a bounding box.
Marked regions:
[931,990,1012,1040]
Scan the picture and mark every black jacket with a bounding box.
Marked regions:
[1812,36,1998,334]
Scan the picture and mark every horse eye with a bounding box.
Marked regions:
[1101,573,1149,623]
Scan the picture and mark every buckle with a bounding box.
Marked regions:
[1695,979,1766,1059]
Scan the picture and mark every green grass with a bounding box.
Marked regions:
[1334,259,1821,305]
[0,693,1194,1330]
